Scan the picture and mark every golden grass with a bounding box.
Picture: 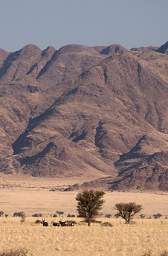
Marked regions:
[0,218,167,256]
[0,176,167,255]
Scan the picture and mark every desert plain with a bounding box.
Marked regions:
[0,175,167,256]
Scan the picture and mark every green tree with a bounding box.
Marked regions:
[76,190,105,226]
[115,202,142,224]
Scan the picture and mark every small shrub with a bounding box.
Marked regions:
[0,211,4,217]
[13,212,26,218]
[65,220,77,226]
[56,211,64,217]
[52,221,60,226]
[67,214,75,218]
[53,214,58,218]
[139,214,146,219]
[5,214,8,218]
[0,248,27,256]
[35,219,42,224]
[105,214,112,218]
[101,222,113,227]
[32,213,43,217]
[153,213,162,219]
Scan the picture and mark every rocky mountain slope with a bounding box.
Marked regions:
[0,41,168,191]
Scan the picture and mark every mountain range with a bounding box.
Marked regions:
[0,41,168,191]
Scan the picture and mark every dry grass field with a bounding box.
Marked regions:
[0,175,167,256]
[0,218,167,256]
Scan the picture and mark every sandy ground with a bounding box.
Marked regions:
[0,175,167,216]
[0,190,168,216]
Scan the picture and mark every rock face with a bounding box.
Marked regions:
[157,41,168,54]
[0,42,168,191]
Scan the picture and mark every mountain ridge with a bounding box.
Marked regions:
[0,41,168,191]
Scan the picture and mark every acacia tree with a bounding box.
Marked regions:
[76,190,105,226]
[115,202,142,224]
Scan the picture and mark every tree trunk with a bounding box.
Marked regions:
[126,216,131,224]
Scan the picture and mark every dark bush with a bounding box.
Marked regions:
[35,219,42,224]
[13,212,26,218]
[64,220,77,226]
[67,214,75,218]
[105,214,112,218]
[101,222,113,227]
[0,249,27,256]
[56,211,64,217]
[139,214,146,219]
[52,221,60,226]
[0,211,4,217]
[153,213,162,219]
[32,213,43,217]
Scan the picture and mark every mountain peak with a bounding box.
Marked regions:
[157,41,168,54]
[20,44,41,56]
[101,44,126,55]
[0,42,168,191]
